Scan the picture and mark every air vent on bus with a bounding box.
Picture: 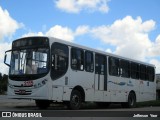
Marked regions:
[14,90,32,95]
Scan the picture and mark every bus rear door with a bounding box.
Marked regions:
[94,54,108,101]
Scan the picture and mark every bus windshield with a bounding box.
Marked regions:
[10,48,49,75]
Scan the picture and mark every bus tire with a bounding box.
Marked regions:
[35,100,50,109]
[68,90,82,110]
[121,92,136,108]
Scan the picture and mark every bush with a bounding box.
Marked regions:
[0,74,8,94]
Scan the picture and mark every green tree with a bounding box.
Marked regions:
[0,74,8,94]
[0,73,2,94]
[0,73,2,80]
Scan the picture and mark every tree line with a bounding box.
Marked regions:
[0,73,8,94]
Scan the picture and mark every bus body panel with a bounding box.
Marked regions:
[139,81,156,102]
[69,68,95,101]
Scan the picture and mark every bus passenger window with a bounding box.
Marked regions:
[147,66,155,82]
[131,62,139,79]
[109,57,119,76]
[85,51,94,72]
[120,60,130,78]
[95,54,106,75]
[51,43,69,80]
[71,48,84,71]
[140,65,147,80]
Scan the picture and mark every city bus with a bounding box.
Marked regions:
[4,36,156,110]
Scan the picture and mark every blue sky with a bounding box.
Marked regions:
[0,0,160,74]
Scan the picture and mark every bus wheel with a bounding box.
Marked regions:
[68,90,82,110]
[35,100,50,109]
[121,92,136,108]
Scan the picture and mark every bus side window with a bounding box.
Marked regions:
[85,51,94,72]
[147,66,155,82]
[120,60,130,78]
[71,48,84,71]
[109,57,119,76]
[140,65,147,80]
[95,54,106,75]
[51,43,69,80]
[131,62,139,79]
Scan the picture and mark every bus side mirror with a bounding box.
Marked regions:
[4,51,11,67]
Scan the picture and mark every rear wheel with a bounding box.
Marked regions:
[35,100,50,109]
[68,90,82,110]
[121,92,136,108]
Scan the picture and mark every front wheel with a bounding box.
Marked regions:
[121,92,136,108]
[68,90,82,110]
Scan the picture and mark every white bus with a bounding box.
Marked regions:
[4,36,156,110]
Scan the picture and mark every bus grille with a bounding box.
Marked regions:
[14,90,32,95]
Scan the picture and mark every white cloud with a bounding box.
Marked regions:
[105,48,112,53]
[55,0,79,13]
[55,0,110,13]
[75,25,89,36]
[46,25,74,42]
[155,34,160,43]
[148,34,160,57]
[23,25,90,42]
[150,59,160,73]
[0,6,23,40]
[0,42,11,74]
[91,16,155,61]
[22,32,44,37]
[142,20,156,32]
[23,25,74,42]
